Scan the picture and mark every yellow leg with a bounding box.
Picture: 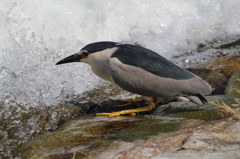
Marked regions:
[114,95,144,108]
[96,100,155,117]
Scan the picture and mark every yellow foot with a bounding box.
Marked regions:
[96,100,155,117]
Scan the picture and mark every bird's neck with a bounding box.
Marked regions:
[83,47,118,83]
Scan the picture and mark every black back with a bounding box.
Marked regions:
[111,44,194,80]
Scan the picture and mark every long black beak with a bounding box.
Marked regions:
[56,53,82,65]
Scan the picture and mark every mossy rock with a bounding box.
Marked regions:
[15,115,183,158]
[224,71,240,95]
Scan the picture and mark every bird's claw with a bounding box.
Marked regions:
[96,100,155,117]
[114,95,144,108]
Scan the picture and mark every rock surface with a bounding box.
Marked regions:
[186,67,229,85]
[151,122,240,159]
[197,55,240,78]
[151,150,240,159]
[96,121,240,159]
[224,71,240,95]
[14,70,240,158]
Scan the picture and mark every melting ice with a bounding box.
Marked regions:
[1,0,240,156]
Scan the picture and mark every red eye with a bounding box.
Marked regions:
[82,51,89,57]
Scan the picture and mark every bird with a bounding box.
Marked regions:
[56,41,212,117]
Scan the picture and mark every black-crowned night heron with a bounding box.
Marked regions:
[56,41,212,117]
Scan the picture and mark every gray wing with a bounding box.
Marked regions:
[107,57,212,98]
[111,44,194,80]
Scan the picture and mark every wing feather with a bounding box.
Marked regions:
[107,57,211,98]
[111,44,194,80]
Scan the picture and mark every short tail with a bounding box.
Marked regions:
[185,94,208,105]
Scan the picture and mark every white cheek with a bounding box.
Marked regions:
[81,55,97,68]
[80,57,90,64]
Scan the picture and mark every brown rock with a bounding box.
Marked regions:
[224,71,240,95]
[186,67,229,85]
[197,55,240,78]
[151,150,240,159]
[182,122,240,151]
[95,120,235,159]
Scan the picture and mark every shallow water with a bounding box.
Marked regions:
[1,0,240,157]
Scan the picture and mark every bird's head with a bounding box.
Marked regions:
[56,41,119,65]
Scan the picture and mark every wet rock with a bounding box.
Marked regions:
[197,55,240,78]
[96,120,236,159]
[224,71,240,95]
[14,102,239,158]
[182,122,240,151]
[17,132,92,159]
[72,83,132,103]
[197,37,240,53]
[0,103,83,158]
[151,150,240,159]
[151,95,237,120]
[150,122,240,159]
[15,91,240,158]
[186,67,229,85]
[15,115,183,158]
